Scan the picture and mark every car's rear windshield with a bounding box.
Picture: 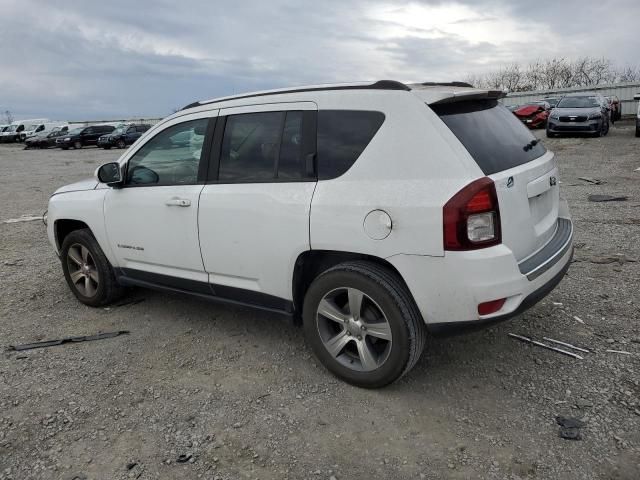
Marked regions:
[430,99,546,175]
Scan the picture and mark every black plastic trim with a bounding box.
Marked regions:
[116,268,293,315]
[181,80,410,110]
[427,247,573,336]
[518,218,572,280]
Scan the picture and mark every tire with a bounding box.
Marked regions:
[635,128,640,138]
[103,146,111,150]
[73,141,82,149]
[61,146,69,150]
[302,261,426,388]
[60,228,124,307]
[546,129,555,138]
[116,139,126,149]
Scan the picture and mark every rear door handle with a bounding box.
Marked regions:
[165,197,191,207]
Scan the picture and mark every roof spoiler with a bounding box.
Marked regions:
[430,89,506,104]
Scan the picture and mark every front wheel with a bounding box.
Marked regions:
[73,141,82,149]
[116,139,126,149]
[60,229,124,307]
[303,261,426,388]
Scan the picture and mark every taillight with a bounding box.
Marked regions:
[443,177,501,250]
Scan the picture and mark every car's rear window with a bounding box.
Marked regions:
[431,100,546,175]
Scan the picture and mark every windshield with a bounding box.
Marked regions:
[111,127,125,135]
[432,100,546,175]
[7,125,18,132]
[557,96,600,108]
[545,98,559,107]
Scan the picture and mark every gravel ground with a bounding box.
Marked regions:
[1,122,639,480]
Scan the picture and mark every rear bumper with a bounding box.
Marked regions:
[388,215,573,331]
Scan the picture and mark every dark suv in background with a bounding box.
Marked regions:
[97,124,151,149]
[56,125,115,149]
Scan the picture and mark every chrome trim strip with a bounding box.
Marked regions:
[519,218,573,281]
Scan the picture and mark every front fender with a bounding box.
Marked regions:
[47,189,116,265]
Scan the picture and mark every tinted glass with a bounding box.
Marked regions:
[126,118,208,186]
[277,111,304,179]
[431,100,546,175]
[556,96,600,108]
[219,112,284,182]
[317,110,385,180]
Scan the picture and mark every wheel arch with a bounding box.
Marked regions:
[291,250,413,325]
[54,219,91,251]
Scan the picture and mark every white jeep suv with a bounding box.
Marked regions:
[47,80,573,388]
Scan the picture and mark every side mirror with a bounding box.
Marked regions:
[97,162,122,186]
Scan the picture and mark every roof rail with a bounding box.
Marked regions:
[417,81,474,88]
[181,80,410,110]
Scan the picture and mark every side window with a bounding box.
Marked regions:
[36,125,44,132]
[317,110,385,180]
[126,118,208,186]
[127,127,136,134]
[84,128,93,135]
[218,112,284,182]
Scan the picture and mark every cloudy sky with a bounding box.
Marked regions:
[1,0,638,121]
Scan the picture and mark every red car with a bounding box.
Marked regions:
[513,101,551,129]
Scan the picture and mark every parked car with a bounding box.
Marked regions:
[56,125,116,149]
[97,124,151,149]
[513,101,551,128]
[0,124,23,143]
[22,121,69,141]
[47,80,573,387]
[24,126,70,149]
[543,96,562,108]
[547,93,610,137]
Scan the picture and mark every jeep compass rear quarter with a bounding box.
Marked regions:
[47,80,572,388]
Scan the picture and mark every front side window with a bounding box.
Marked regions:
[126,118,208,186]
[218,111,305,182]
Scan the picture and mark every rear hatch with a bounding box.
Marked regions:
[430,98,559,262]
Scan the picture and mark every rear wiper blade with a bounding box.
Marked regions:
[523,139,540,151]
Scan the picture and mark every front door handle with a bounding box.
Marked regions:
[165,197,191,207]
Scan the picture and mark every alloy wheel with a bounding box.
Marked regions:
[316,287,392,372]
[66,243,99,297]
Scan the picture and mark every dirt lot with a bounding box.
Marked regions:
[1,122,639,480]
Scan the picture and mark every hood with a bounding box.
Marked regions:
[514,105,544,117]
[553,107,600,116]
[52,178,98,195]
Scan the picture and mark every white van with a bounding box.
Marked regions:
[18,119,53,141]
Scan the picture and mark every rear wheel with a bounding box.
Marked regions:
[61,229,124,307]
[303,261,426,388]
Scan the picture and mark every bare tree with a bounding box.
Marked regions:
[468,56,637,92]
[3,110,13,124]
